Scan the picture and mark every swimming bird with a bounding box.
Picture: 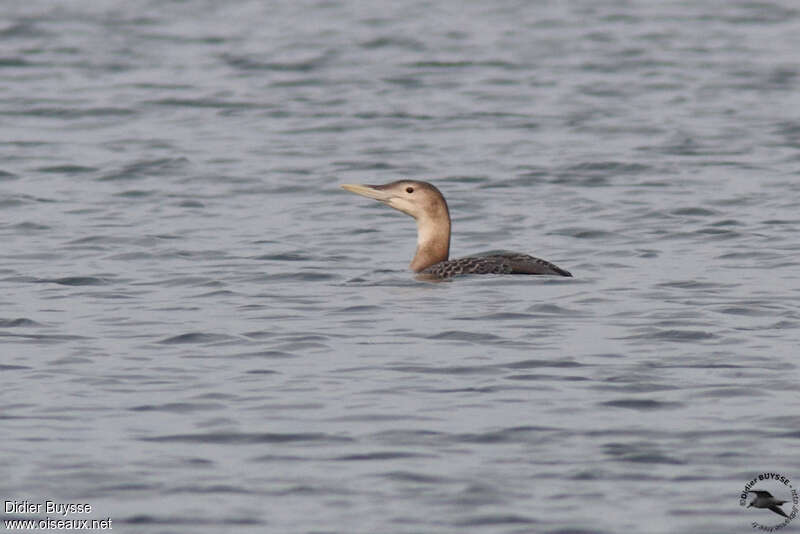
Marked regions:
[340,180,572,278]
[747,490,790,518]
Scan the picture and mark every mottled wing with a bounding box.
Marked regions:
[422,253,571,278]
[421,256,508,278]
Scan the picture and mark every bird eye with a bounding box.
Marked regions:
[406,187,414,194]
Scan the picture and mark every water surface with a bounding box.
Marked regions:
[2,1,800,532]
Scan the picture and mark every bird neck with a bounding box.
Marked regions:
[410,214,450,272]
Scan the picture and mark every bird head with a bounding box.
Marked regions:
[340,180,449,222]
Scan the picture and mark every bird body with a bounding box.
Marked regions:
[340,180,571,279]
[421,251,572,278]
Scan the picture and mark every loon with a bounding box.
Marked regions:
[340,180,572,279]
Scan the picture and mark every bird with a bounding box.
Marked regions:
[340,180,572,279]
[747,490,790,518]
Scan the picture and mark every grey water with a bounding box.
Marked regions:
[1,1,800,532]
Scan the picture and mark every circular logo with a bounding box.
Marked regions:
[740,472,799,531]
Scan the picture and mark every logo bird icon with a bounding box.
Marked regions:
[747,490,790,518]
